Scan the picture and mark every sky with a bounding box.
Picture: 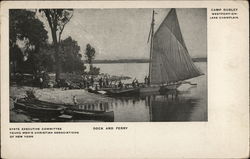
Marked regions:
[39,8,207,60]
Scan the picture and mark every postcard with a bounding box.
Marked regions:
[1,1,249,158]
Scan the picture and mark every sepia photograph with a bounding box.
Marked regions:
[2,1,249,158]
[9,8,207,122]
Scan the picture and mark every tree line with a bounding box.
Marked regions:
[9,9,98,82]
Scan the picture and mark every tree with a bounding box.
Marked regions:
[32,43,55,72]
[9,9,48,75]
[84,44,96,71]
[39,9,73,81]
[60,36,85,73]
[9,44,23,75]
[9,10,48,48]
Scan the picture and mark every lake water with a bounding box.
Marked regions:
[91,62,207,122]
[11,62,207,122]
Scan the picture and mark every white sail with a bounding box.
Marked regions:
[150,9,203,84]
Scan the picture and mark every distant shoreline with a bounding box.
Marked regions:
[90,58,207,64]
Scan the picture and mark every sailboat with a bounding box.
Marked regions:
[140,8,203,93]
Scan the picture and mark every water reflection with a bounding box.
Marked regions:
[95,88,204,122]
[59,87,205,122]
[147,93,199,122]
[68,62,206,122]
[14,87,205,122]
[80,62,207,122]
[12,62,206,122]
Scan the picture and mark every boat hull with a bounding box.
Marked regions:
[106,88,140,96]
[14,102,65,117]
[139,86,160,93]
[87,88,100,94]
[159,83,181,92]
[139,83,181,93]
[65,109,114,122]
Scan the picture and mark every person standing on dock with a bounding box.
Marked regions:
[87,75,91,88]
[105,77,109,87]
[132,78,139,87]
[73,96,78,105]
[132,79,135,88]
[39,75,44,89]
[144,76,148,85]
[99,77,103,88]
[135,79,139,87]
[81,75,86,88]
[102,76,106,88]
[147,75,150,85]
[90,76,94,87]
[118,80,123,89]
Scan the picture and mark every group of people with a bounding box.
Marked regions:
[81,75,112,89]
[132,78,139,87]
[81,75,95,88]
[35,70,151,90]
[131,75,149,88]
[117,75,150,89]
[37,71,50,89]
[37,72,151,90]
[144,75,150,85]
[98,76,110,88]
[100,75,150,89]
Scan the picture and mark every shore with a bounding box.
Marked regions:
[10,86,111,122]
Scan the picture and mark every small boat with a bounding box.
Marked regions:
[105,87,140,96]
[159,83,182,92]
[88,88,100,94]
[17,98,70,108]
[65,109,114,122]
[16,98,113,121]
[87,88,106,94]
[139,85,160,93]
[69,107,107,114]
[22,98,107,113]
[140,9,203,93]
[14,101,65,117]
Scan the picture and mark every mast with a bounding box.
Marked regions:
[148,10,155,84]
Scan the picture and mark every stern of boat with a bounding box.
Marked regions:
[159,83,181,92]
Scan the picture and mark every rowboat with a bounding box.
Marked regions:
[14,101,65,117]
[88,88,100,94]
[139,85,160,93]
[17,98,70,108]
[105,87,140,96]
[65,109,114,122]
[140,9,203,93]
[87,87,106,94]
[15,98,113,121]
[21,98,107,113]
